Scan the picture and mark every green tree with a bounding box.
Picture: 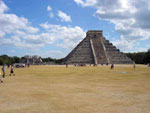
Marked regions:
[0,57,4,65]
[13,56,20,63]
[126,52,146,64]
[145,49,150,63]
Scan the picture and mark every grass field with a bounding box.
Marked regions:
[0,65,150,113]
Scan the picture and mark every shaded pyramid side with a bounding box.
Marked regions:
[64,37,95,64]
[102,38,133,64]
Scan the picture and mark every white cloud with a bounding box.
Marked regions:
[47,5,52,11]
[74,0,84,6]
[38,50,65,58]
[0,31,5,38]
[74,0,150,51]
[112,37,135,51]
[58,10,72,22]
[0,0,8,13]
[138,48,147,52]
[0,0,86,58]
[74,0,97,7]
[0,1,44,49]
[47,5,54,18]
[40,22,86,49]
[0,1,85,52]
[0,1,39,35]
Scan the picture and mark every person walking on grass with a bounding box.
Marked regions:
[66,63,68,68]
[147,63,150,67]
[111,64,114,70]
[0,72,3,83]
[10,65,15,76]
[0,77,3,83]
[133,62,136,70]
[2,64,6,78]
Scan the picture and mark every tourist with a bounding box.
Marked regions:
[147,63,150,67]
[93,64,97,66]
[10,65,15,76]
[66,63,68,68]
[27,63,30,68]
[0,77,3,83]
[111,64,114,70]
[7,64,10,68]
[133,62,136,70]
[74,63,77,68]
[2,64,6,78]
[0,72,3,83]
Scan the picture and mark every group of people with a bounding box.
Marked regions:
[66,63,115,69]
[65,62,139,71]
[0,64,15,83]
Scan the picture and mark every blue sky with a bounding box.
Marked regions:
[0,0,150,58]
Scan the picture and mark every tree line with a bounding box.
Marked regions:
[41,57,64,64]
[0,49,149,65]
[125,49,150,64]
[0,55,20,65]
[0,55,64,65]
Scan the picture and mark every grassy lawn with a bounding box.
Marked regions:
[0,65,150,113]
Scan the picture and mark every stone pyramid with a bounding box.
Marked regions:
[64,30,133,64]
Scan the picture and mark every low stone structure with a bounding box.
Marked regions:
[64,30,133,64]
[21,55,42,65]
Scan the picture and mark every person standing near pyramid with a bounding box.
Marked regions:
[147,63,150,67]
[10,65,15,76]
[2,64,6,78]
[66,63,68,68]
[0,72,3,83]
[0,78,3,83]
[111,64,114,70]
[133,62,136,70]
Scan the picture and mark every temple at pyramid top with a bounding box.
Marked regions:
[64,30,133,64]
[87,30,103,34]
[87,30,103,37]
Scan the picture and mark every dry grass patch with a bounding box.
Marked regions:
[0,65,150,113]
